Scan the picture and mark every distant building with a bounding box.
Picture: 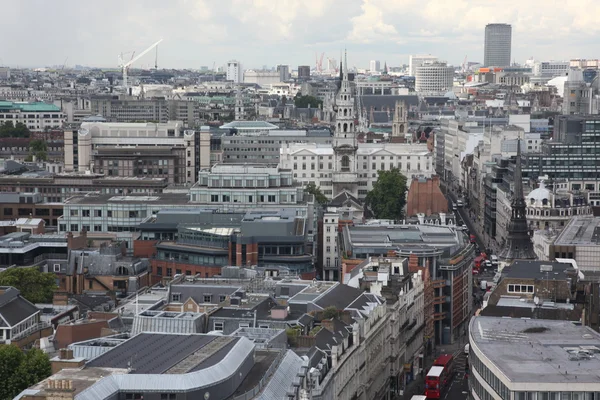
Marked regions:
[89,96,200,124]
[0,101,64,131]
[226,59,242,83]
[370,60,381,72]
[297,65,310,79]
[484,23,512,67]
[414,62,454,95]
[276,64,290,81]
[408,54,438,77]
[64,121,210,184]
[243,70,280,86]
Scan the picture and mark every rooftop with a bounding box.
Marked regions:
[64,193,190,205]
[0,101,61,112]
[502,259,581,282]
[470,316,600,386]
[554,216,600,246]
[220,121,279,131]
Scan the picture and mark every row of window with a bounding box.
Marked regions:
[507,284,534,294]
[470,349,510,399]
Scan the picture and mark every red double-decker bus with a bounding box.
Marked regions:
[424,354,454,399]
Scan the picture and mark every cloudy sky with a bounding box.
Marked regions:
[3,0,600,70]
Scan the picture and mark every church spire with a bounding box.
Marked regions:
[499,138,537,262]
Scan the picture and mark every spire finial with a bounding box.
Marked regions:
[344,48,348,75]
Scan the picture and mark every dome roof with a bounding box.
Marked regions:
[528,181,550,204]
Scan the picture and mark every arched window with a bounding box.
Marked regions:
[116,266,129,276]
[542,198,548,206]
[343,123,348,133]
[341,155,350,172]
[343,108,348,116]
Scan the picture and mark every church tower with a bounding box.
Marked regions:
[234,87,244,121]
[332,50,359,198]
[392,100,408,140]
[499,138,537,262]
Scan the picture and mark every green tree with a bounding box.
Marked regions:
[0,345,51,399]
[365,168,408,221]
[294,94,323,109]
[304,182,328,205]
[322,306,340,320]
[28,139,48,161]
[0,121,31,138]
[0,268,57,304]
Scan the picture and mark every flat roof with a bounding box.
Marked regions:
[86,333,239,374]
[554,216,600,246]
[64,193,190,205]
[470,316,600,386]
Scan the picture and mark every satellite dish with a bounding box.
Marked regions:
[534,296,540,305]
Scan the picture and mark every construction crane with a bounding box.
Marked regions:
[118,39,163,89]
[315,52,324,74]
[462,55,468,74]
[61,57,68,71]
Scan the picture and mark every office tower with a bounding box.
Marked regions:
[226,60,242,83]
[484,23,512,67]
[408,55,438,76]
[415,62,454,95]
[369,60,381,72]
[276,64,290,81]
[297,65,310,79]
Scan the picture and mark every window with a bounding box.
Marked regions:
[211,194,219,202]
[166,268,172,277]
[160,394,176,400]
[259,324,270,329]
[172,293,181,302]
[156,267,163,276]
[53,264,60,272]
[326,226,331,232]
[203,295,212,303]
[107,210,113,217]
[3,208,11,216]
[94,225,102,232]
[239,322,250,328]
[326,246,331,252]
[70,209,78,216]
[70,224,78,231]
[507,284,534,293]
[82,209,90,217]
[214,322,224,331]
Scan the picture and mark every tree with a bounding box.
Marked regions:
[304,182,328,206]
[0,345,51,399]
[0,121,30,138]
[294,94,323,109]
[365,168,408,221]
[0,268,57,304]
[28,139,48,161]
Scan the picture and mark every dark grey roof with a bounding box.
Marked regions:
[371,111,391,124]
[361,95,419,111]
[329,190,361,208]
[503,260,572,281]
[297,313,313,327]
[0,287,39,326]
[314,284,364,310]
[72,294,114,311]
[314,326,342,351]
[347,293,382,312]
[86,333,237,374]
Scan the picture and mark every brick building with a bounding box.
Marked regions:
[405,175,448,217]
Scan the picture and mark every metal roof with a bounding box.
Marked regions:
[76,335,255,399]
[255,350,305,400]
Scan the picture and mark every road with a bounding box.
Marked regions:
[444,350,469,400]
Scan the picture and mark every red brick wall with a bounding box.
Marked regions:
[133,240,158,258]
[406,176,448,217]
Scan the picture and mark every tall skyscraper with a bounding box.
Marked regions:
[276,64,290,81]
[369,60,380,72]
[484,23,512,67]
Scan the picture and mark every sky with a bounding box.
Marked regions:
[2,0,600,70]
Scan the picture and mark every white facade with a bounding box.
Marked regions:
[415,62,454,95]
[243,70,280,86]
[280,142,433,200]
[369,60,381,73]
[409,55,438,77]
[0,101,65,131]
[322,213,339,279]
[226,60,242,83]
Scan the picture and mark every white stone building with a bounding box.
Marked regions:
[415,62,454,95]
[226,60,242,83]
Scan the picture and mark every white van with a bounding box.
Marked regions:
[490,255,499,267]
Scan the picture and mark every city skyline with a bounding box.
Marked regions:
[2,0,600,70]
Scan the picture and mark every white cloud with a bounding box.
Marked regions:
[1,0,599,69]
